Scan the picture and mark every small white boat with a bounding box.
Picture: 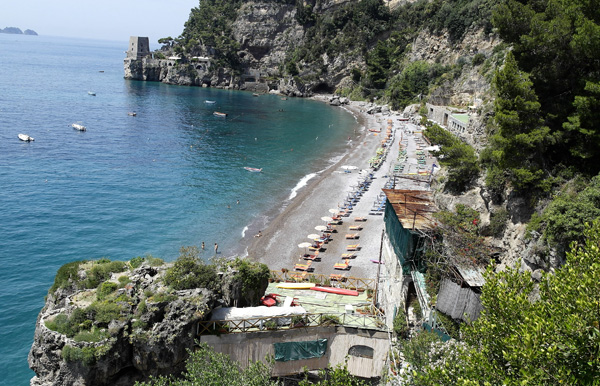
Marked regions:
[252,93,260,97]
[127,112,137,116]
[72,123,86,131]
[18,133,34,142]
[204,100,216,104]
[88,91,96,96]
[213,111,227,117]
[244,167,262,172]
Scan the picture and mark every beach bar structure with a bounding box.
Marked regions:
[378,189,438,328]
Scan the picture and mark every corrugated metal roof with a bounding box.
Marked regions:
[383,189,437,231]
[456,265,486,287]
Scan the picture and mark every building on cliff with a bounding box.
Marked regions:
[127,36,150,59]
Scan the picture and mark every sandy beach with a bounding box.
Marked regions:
[246,97,433,281]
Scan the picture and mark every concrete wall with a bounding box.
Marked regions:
[199,326,389,378]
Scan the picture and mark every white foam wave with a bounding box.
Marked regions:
[288,172,318,200]
[241,226,248,238]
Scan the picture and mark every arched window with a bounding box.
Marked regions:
[348,345,374,359]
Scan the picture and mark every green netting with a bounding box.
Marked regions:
[274,339,328,362]
[384,201,427,274]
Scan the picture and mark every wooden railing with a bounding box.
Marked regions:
[196,312,388,336]
[269,270,376,291]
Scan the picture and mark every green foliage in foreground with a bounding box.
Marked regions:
[134,342,279,386]
[424,123,479,193]
[406,219,600,385]
[299,361,369,386]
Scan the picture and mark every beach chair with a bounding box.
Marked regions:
[334,259,350,270]
[294,262,312,271]
[303,252,320,261]
[329,273,347,282]
[346,244,360,251]
[309,242,323,251]
[345,233,359,239]
[354,217,367,222]
[341,253,355,259]
[349,225,362,231]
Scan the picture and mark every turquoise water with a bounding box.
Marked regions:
[0,34,356,384]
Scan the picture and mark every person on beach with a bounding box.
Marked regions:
[254,230,262,238]
[214,243,218,254]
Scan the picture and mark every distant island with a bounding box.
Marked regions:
[1,27,37,35]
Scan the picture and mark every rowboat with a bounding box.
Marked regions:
[213,111,227,117]
[311,286,359,296]
[276,282,315,289]
[72,123,86,131]
[127,112,137,116]
[244,167,262,172]
[18,133,34,142]
[88,91,96,96]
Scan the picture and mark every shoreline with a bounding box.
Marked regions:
[246,96,418,279]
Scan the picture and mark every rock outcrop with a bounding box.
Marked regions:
[29,259,269,386]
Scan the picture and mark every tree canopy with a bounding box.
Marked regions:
[405,219,600,385]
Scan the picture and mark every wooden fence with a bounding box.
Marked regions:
[196,312,388,336]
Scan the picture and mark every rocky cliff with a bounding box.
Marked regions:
[29,258,269,386]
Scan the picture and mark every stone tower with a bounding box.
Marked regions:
[126,36,150,59]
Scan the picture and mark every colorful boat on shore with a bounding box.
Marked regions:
[213,111,227,117]
[311,286,359,296]
[244,167,262,172]
[18,133,34,142]
[276,282,315,289]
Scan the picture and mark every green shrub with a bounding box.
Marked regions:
[84,260,127,289]
[45,313,73,336]
[321,314,341,325]
[118,275,130,287]
[488,207,509,237]
[97,281,118,300]
[87,301,123,326]
[164,254,218,290]
[150,292,178,303]
[472,53,485,66]
[146,256,164,267]
[73,327,110,343]
[393,309,409,338]
[50,261,86,292]
[129,256,145,269]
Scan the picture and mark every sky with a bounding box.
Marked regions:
[2,0,199,45]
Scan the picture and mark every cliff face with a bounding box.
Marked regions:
[29,262,268,386]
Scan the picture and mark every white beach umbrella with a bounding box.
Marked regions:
[307,234,320,240]
[314,225,328,231]
[341,165,358,170]
[328,208,339,214]
[298,242,312,256]
[321,216,333,222]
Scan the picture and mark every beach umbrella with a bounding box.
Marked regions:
[315,225,327,231]
[321,216,333,222]
[341,165,358,170]
[298,242,312,256]
[328,208,339,214]
[307,234,320,240]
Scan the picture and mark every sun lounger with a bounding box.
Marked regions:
[294,262,312,271]
[349,225,362,231]
[346,244,360,251]
[354,217,367,222]
[329,273,347,281]
[345,233,359,239]
[341,253,355,259]
[303,252,320,261]
[333,259,350,270]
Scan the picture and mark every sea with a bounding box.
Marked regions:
[0,34,357,385]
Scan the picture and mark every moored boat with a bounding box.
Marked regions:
[213,111,227,117]
[127,112,137,116]
[311,286,359,296]
[276,282,316,289]
[204,100,216,104]
[72,123,86,131]
[18,133,34,142]
[244,167,262,172]
[88,91,96,96]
